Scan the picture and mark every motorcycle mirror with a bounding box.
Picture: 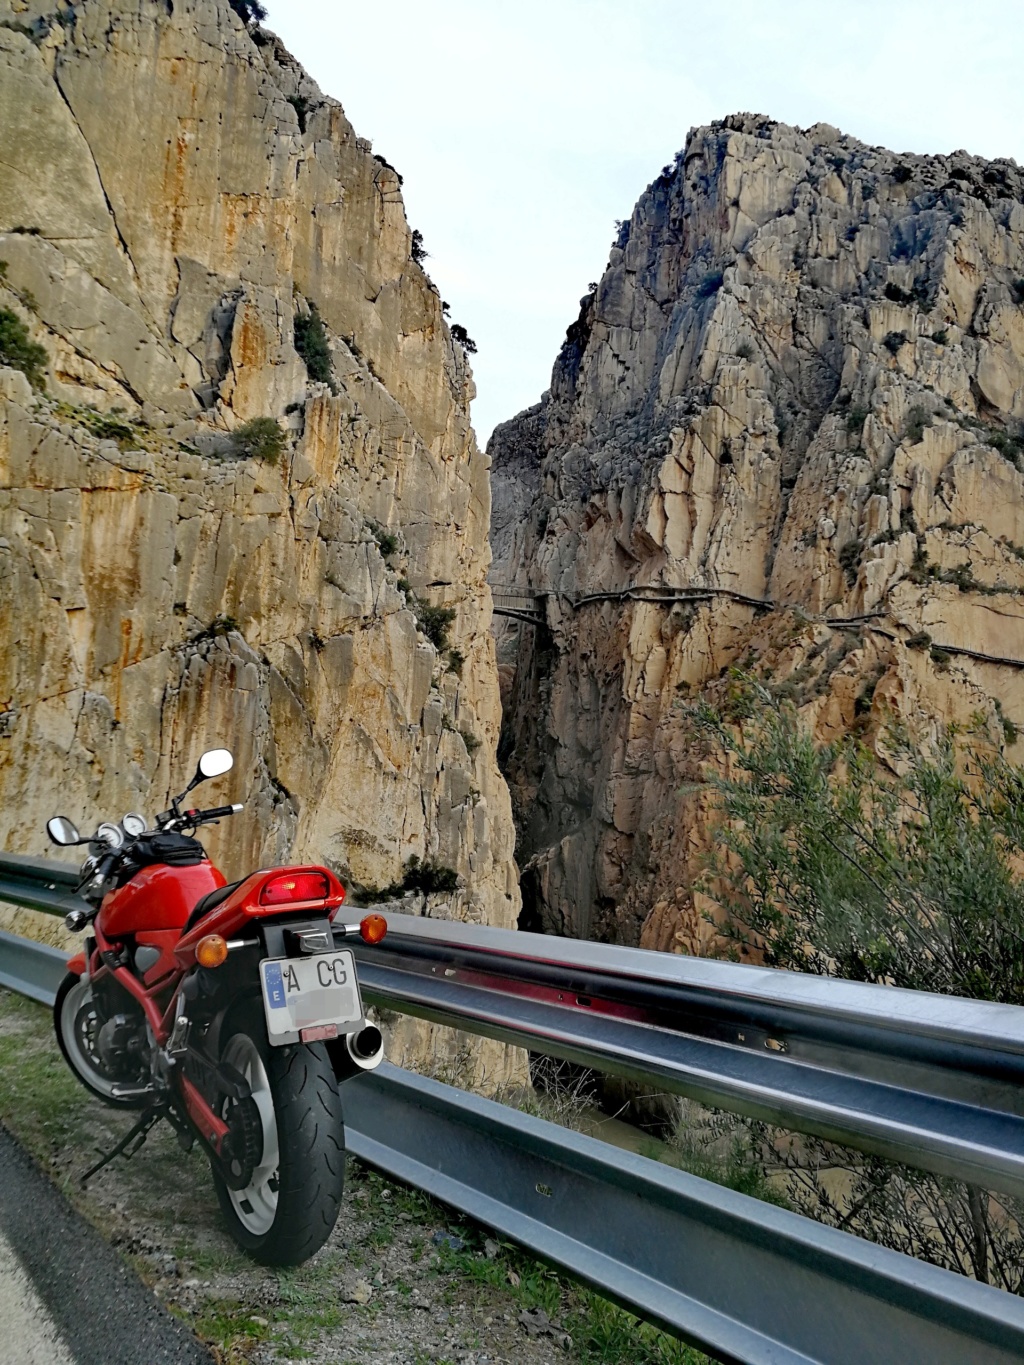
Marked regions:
[195,748,233,782]
[47,816,82,847]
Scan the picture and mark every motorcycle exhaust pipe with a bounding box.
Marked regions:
[346,1024,384,1071]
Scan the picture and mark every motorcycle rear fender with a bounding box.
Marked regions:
[173,865,346,970]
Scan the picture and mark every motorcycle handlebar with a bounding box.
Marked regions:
[191,803,244,825]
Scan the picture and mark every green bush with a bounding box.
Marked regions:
[0,308,47,389]
[695,684,1024,1000]
[844,406,868,433]
[286,94,310,134]
[401,856,458,895]
[882,330,908,355]
[293,306,336,391]
[904,406,932,444]
[696,270,724,300]
[368,522,398,558]
[229,417,286,464]
[735,341,754,360]
[837,539,861,581]
[228,0,266,24]
[415,600,456,651]
[363,855,460,902]
[690,686,1024,1289]
[191,615,241,643]
[450,323,477,355]
[931,328,948,345]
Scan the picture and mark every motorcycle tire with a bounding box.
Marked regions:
[53,972,149,1110]
[209,1009,345,1266]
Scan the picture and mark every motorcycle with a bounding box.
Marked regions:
[46,747,388,1266]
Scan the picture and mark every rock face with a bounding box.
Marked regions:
[0,0,519,1084]
[492,114,1024,952]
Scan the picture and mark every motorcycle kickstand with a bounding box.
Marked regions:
[80,1104,167,1184]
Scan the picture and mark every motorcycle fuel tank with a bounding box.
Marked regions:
[99,861,226,936]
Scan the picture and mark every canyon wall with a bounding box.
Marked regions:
[492,114,1024,953]
[0,0,519,1085]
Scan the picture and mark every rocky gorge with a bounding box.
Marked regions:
[491,114,1024,956]
[0,0,519,1084]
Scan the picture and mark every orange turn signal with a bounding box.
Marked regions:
[359,913,388,945]
[196,933,229,968]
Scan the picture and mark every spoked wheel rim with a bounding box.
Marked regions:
[59,978,124,1101]
[220,1034,280,1236]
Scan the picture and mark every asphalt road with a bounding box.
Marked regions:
[0,1125,213,1365]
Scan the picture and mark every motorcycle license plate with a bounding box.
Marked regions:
[259,950,361,1045]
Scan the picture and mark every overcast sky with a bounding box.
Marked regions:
[265,1,1024,445]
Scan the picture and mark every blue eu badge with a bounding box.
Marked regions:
[264,961,287,1009]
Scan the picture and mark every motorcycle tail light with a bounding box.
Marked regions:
[259,871,331,906]
[196,934,228,968]
[359,913,388,944]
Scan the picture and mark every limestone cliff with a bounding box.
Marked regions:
[492,114,1024,953]
[0,0,519,1083]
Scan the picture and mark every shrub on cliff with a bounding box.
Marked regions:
[228,0,266,25]
[450,323,477,355]
[688,682,1024,1288]
[294,306,337,392]
[414,600,456,651]
[694,685,1024,1001]
[0,308,47,390]
[229,417,286,464]
[361,855,460,902]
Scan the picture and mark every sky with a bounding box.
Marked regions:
[265,1,1024,445]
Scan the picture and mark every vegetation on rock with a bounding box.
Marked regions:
[228,0,266,24]
[362,855,460,902]
[414,599,456,651]
[293,305,337,392]
[0,306,47,390]
[229,417,286,464]
[450,323,478,355]
[687,682,1024,1288]
[695,681,1024,1001]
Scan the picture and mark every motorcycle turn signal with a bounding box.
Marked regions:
[359,913,387,945]
[195,933,229,968]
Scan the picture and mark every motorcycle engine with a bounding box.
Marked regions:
[94,1011,148,1080]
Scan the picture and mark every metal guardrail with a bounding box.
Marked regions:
[351,912,1024,1199]
[5,853,1024,1361]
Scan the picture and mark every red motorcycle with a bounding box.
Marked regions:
[46,747,387,1266]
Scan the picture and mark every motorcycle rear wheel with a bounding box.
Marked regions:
[209,1013,345,1266]
[53,972,148,1109]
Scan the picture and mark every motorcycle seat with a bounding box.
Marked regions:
[186,879,243,932]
